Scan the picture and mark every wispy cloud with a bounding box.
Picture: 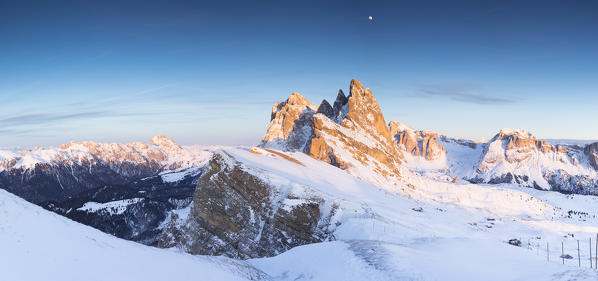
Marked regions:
[0,111,114,127]
[410,83,515,105]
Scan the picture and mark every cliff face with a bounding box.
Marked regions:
[159,150,337,258]
[260,93,317,151]
[585,142,598,171]
[307,80,402,178]
[262,79,403,184]
[388,121,446,161]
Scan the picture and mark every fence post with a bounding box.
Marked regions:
[561,241,565,264]
[578,240,581,267]
[596,233,597,269]
[547,242,550,261]
[590,237,593,268]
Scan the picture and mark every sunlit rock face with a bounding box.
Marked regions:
[468,129,598,194]
[158,151,336,259]
[388,121,446,161]
[261,79,403,183]
[260,92,318,151]
[307,79,403,178]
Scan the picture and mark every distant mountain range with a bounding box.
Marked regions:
[2,79,598,264]
[0,135,212,244]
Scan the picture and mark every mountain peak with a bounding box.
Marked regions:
[316,99,334,118]
[261,92,317,151]
[496,128,534,139]
[349,79,365,96]
[286,92,314,107]
[150,135,181,149]
[261,79,402,184]
[388,121,415,135]
[344,79,392,146]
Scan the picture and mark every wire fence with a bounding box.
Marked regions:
[353,213,598,270]
[524,234,598,269]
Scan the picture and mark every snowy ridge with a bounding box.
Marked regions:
[184,146,598,280]
[468,129,598,193]
[0,188,268,281]
[77,198,144,215]
[0,136,214,203]
[0,136,212,172]
[390,122,598,194]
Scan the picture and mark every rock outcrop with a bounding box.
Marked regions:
[585,142,598,170]
[159,150,336,258]
[388,121,446,161]
[260,93,317,151]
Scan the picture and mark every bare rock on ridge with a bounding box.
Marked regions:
[388,121,446,161]
[260,79,403,182]
[306,80,403,180]
[159,151,336,259]
[261,92,318,151]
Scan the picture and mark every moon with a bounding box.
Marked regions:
[369,16,373,21]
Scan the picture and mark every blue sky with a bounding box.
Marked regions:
[1,0,597,147]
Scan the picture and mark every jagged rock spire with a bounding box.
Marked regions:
[332,89,348,119]
[316,99,334,118]
[344,79,394,147]
[260,79,403,183]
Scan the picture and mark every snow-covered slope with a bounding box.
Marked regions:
[12,147,597,281]
[164,146,598,280]
[0,188,267,281]
[0,137,214,246]
[468,129,598,193]
[0,135,210,172]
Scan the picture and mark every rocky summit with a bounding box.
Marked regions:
[262,79,403,184]
[260,92,317,151]
[389,121,446,161]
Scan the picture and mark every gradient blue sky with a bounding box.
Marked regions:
[1,0,597,147]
